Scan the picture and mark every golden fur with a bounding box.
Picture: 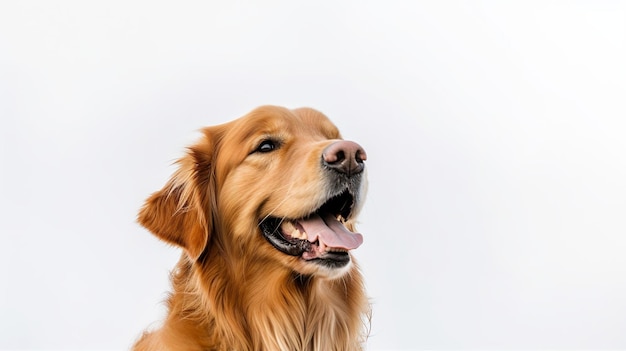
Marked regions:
[133,106,370,351]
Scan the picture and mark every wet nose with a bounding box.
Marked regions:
[322,141,367,176]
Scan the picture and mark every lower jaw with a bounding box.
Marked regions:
[305,255,350,269]
[259,220,351,269]
[304,249,349,261]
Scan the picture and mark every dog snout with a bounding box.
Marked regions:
[322,141,367,177]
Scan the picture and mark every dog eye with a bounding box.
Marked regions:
[256,140,278,153]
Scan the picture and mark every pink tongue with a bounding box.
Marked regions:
[298,213,363,250]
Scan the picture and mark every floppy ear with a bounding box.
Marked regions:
[138,133,216,261]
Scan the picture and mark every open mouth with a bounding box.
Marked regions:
[259,190,363,268]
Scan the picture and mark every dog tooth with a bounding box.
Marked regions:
[292,228,304,239]
[281,221,295,233]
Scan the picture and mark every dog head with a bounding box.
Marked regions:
[138,106,367,279]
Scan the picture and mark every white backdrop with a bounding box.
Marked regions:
[2,1,626,350]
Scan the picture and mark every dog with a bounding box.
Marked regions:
[133,106,370,351]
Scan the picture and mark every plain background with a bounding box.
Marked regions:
[1,1,626,350]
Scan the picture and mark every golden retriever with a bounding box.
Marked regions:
[133,106,370,351]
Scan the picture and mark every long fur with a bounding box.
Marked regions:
[133,106,370,351]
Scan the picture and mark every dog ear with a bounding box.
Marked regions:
[138,132,216,261]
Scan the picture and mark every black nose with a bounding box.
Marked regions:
[322,141,367,177]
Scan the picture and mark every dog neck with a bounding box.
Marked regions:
[157,253,369,351]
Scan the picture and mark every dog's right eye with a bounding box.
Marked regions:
[255,140,278,153]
